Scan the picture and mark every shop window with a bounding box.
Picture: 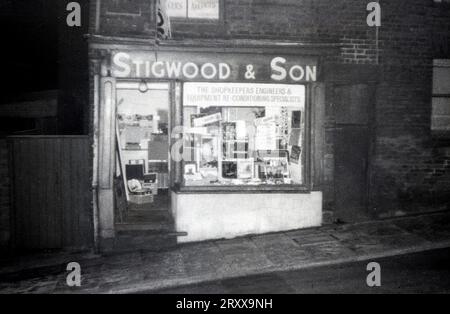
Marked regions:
[432,59,450,135]
[179,82,307,188]
[167,0,220,20]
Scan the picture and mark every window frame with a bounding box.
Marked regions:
[167,0,224,24]
[172,82,313,194]
[431,59,450,137]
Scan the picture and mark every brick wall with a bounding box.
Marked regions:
[0,139,10,248]
[370,0,450,216]
[225,0,378,64]
[95,0,378,63]
[89,0,450,219]
[96,0,156,36]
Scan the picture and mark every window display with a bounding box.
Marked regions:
[116,88,171,206]
[181,83,306,187]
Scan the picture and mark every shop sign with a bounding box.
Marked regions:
[183,82,305,108]
[111,51,318,83]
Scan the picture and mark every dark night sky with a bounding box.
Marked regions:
[0,0,88,103]
[0,1,57,99]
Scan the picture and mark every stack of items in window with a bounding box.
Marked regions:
[117,114,155,150]
[182,105,304,187]
[117,113,170,194]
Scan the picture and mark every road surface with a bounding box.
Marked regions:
[150,248,450,294]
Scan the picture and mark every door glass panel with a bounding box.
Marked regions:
[116,86,170,209]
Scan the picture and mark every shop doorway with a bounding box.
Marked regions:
[333,84,372,222]
[334,126,369,222]
[114,82,174,232]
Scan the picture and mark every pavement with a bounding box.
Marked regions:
[153,248,450,294]
[0,211,450,294]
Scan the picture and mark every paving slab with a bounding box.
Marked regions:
[214,238,274,275]
[285,228,338,246]
[250,233,314,267]
[176,243,224,278]
[142,250,187,281]
[393,213,450,242]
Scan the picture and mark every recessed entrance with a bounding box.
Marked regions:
[113,81,174,237]
[333,83,372,223]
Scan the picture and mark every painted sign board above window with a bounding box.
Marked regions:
[111,51,318,83]
[183,83,306,109]
[167,0,220,19]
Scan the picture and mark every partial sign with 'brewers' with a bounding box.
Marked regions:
[111,51,318,83]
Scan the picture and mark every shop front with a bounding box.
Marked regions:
[93,43,326,244]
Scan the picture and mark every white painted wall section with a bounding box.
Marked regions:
[172,192,322,243]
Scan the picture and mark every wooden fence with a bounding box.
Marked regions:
[9,136,93,250]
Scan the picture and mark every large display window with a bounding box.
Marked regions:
[178,82,308,189]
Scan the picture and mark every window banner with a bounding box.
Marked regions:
[157,0,172,40]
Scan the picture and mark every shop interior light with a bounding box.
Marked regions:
[138,80,148,93]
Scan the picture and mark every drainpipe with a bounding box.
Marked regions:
[92,73,100,252]
[95,0,101,33]
[375,25,380,65]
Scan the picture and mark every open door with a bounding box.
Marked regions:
[114,81,174,232]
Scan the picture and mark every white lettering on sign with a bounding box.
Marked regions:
[114,52,132,76]
[271,57,317,82]
[111,52,317,82]
[183,62,199,79]
[184,82,305,109]
[201,63,217,79]
[219,63,231,79]
[112,52,232,80]
[271,57,287,80]
[152,61,165,78]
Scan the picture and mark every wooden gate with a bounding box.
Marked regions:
[9,136,93,250]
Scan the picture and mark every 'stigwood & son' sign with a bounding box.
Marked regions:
[111,51,318,83]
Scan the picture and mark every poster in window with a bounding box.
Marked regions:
[291,145,301,164]
[237,159,254,179]
[255,123,277,150]
[200,137,217,167]
[292,110,302,128]
[222,161,237,179]
[289,128,301,146]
